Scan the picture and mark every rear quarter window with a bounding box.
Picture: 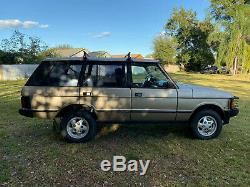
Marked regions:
[26,61,82,86]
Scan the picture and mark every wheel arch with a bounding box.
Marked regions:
[56,104,97,120]
[189,104,227,124]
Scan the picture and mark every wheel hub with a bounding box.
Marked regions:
[66,117,89,139]
[197,116,217,136]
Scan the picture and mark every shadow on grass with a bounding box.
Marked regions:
[48,122,192,143]
[95,123,192,140]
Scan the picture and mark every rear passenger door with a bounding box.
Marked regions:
[79,62,131,122]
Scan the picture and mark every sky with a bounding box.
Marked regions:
[0,0,210,56]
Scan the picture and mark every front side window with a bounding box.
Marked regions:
[82,64,127,87]
[131,64,173,88]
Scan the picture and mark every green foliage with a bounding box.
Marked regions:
[153,34,177,64]
[155,3,249,73]
[244,46,250,73]
[0,30,48,64]
[165,8,215,71]
[210,0,250,73]
[0,50,16,64]
[207,25,226,58]
[210,0,246,22]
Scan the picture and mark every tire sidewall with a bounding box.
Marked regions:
[191,110,222,140]
[60,111,97,143]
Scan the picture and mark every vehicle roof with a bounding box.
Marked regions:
[43,57,159,63]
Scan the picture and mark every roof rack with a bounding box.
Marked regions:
[70,49,86,58]
[82,51,133,62]
[124,52,131,61]
[83,51,89,60]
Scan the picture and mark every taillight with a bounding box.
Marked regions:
[21,96,31,108]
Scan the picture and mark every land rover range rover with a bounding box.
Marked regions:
[19,53,239,142]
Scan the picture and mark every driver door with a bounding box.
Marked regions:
[130,63,177,121]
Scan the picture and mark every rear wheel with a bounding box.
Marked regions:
[190,109,222,140]
[60,110,97,143]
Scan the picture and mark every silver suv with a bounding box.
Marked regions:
[19,54,239,142]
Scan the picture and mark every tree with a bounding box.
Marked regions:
[37,48,58,61]
[0,30,48,64]
[165,8,215,71]
[210,0,250,74]
[0,50,15,64]
[153,34,177,63]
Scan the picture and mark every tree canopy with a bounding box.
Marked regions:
[153,34,177,64]
[210,0,250,74]
[152,1,250,74]
[165,8,215,71]
[0,30,49,64]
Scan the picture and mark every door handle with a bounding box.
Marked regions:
[135,93,142,97]
[82,92,92,96]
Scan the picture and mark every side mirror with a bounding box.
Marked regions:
[163,81,175,88]
[162,82,169,87]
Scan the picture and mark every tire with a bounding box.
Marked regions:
[190,109,222,140]
[60,110,97,143]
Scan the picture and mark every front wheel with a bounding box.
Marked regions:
[190,109,222,140]
[60,111,97,143]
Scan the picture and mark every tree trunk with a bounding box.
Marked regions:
[233,56,238,75]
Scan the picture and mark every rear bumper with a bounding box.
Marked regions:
[19,108,34,118]
[19,108,58,119]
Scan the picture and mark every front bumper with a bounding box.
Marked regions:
[227,108,239,117]
[224,108,239,124]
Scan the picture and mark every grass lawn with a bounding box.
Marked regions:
[0,73,249,186]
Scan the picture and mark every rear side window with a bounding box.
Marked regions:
[82,64,127,87]
[26,61,82,86]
